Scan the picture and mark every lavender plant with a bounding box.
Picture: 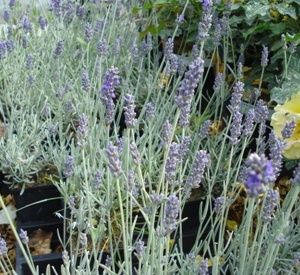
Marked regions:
[0,0,299,274]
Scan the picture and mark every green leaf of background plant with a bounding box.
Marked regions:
[270,80,300,104]
[268,23,288,35]
[245,3,270,25]
[285,32,300,42]
[242,22,269,39]
[275,3,297,19]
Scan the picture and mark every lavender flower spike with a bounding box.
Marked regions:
[161,120,173,148]
[186,150,210,190]
[281,118,296,139]
[176,58,204,127]
[81,71,91,92]
[261,189,279,222]
[261,45,269,68]
[124,94,137,128]
[0,237,8,255]
[165,142,180,183]
[106,142,122,177]
[243,153,275,197]
[19,229,29,245]
[164,194,179,233]
[63,156,75,178]
[77,114,89,148]
[53,40,64,59]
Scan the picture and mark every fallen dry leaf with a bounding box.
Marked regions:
[29,229,53,256]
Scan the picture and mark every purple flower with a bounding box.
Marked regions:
[179,136,192,162]
[131,41,139,64]
[161,120,173,148]
[9,0,15,9]
[53,40,64,59]
[197,1,212,42]
[64,100,74,114]
[124,94,137,128]
[3,10,10,23]
[97,39,109,56]
[50,0,62,17]
[126,170,139,198]
[93,171,102,189]
[150,192,164,204]
[165,38,174,60]
[130,142,141,165]
[214,197,225,215]
[5,39,15,52]
[261,45,269,68]
[176,13,184,24]
[228,81,244,112]
[106,142,122,177]
[22,16,33,34]
[168,54,179,75]
[230,110,243,145]
[164,194,179,233]
[105,255,112,267]
[176,58,204,127]
[81,71,90,92]
[243,109,255,136]
[199,258,209,275]
[77,114,88,148]
[19,229,29,245]
[140,33,152,55]
[76,4,85,19]
[186,150,210,190]
[199,120,211,140]
[94,19,104,34]
[113,37,121,55]
[213,73,223,93]
[165,142,180,183]
[243,153,275,197]
[0,238,8,255]
[28,74,34,86]
[0,42,6,60]
[85,22,93,43]
[22,36,28,49]
[63,156,74,178]
[38,16,48,29]
[145,103,154,120]
[291,160,300,186]
[79,232,87,248]
[100,67,120,125]
[261,189,279,222]
[268,131,285,177]
[255,100,269,123]
[281,118,296,139]
[135,240,145,259]
[25,54,32,70]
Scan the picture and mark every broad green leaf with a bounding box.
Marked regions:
[275,3,297,19]
[268,22,288,35]
[270,81,300,104]
[245,3,270,24]
[242,22,269,39]
[285,32,300,42]
[287,54,300,76]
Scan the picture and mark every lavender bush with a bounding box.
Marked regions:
[0,0,300,274]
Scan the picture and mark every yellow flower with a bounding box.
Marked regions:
[270,92,300,159]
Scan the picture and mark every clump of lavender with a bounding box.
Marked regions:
[106,142,122,177]
[53,40,64,59]
[123,94,137,128]
[63,156,75,178]
[268,131,285,178]
[242,109,255,137]
[261,189,279,222]
[77,114,89,148]
[198,258,208,275]
[145,103,155,120]
[175,58,204,127]
[164,194,179,233]
[126,170,139,199]
[242,153,275,197]
[185,150,210,192]
[214,196,225,214]
[165,38,174,60]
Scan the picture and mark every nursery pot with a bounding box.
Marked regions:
[11,184,62,225]
[15,220,63,275]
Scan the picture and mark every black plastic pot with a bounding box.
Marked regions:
[15,220,63,275]
[11,184,62,225]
